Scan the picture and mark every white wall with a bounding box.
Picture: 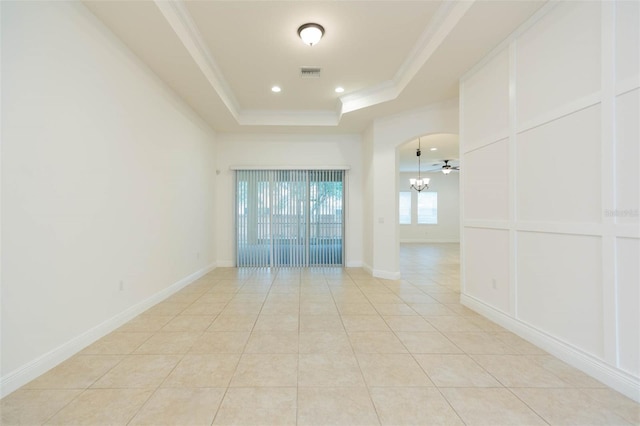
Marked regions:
[398,172,460,243]
[362,125,374,269]
[1,1,217,396]
[460,1,639,400]
[215,133,363,267]
[365,101,459,279]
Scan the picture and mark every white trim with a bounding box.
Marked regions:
[615,76,640,97]
[463,220,511,230]
[372,269,401,280]
[154,0,240,121]
[461,294,640,403]
[460,133,509,155]
[458,78,466,296]
[239,109,340,127]
[516,91,602,135]
[216,260,235,268]
[340,1,475,115]
[461,0,560,83]
[600,0,618,367]
[515,221,603,237]
[161,0,475,125]
[615,224,640,239]
[0,262,216,398]
[157,0,474,126]
[345,261,363,268]
[508,39,518,318]
[362,262,374,276]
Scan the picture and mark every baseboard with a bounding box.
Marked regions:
[345,261,363,268]
[361,263,400,280]
[0,262,217,398]
[217,260,234,267]
[372,269,401,280]
[461,294,640,403]
[362,263,373,276]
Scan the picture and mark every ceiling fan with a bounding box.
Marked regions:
[430,160,460,174]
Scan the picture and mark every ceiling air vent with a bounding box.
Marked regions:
[300,67,321,79]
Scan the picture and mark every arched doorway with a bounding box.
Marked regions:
[396,133,460,282]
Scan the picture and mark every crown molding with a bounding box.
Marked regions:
[154,0,241,120]
[155,0,474,127]
[238,110,340,127]
[340,1,474,115]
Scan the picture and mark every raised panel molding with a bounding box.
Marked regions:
[461,49,510,145]
[463,138,509,221]
[615,0,640,84]
[462,294,640,401]
[515,1,601,124]
[615,89,640,224]
[616,237,640,376]
[460,0,640,402]
[464,228,510,313]
[517,232,603,357]
[517,105,602,224]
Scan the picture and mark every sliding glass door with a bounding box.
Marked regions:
[236,170,344,267]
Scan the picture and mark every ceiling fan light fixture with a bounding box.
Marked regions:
[298,23,324,46]
[441,159,458,175]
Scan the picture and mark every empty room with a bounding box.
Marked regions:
[1,0,639,424]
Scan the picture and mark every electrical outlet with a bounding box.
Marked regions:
[197,252,200,259]
[119,280,124,291]
[491,278,497,290]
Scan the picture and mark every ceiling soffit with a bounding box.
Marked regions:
[153,0,475,128]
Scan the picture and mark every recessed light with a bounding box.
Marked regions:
[335,87,345,93]
[271,86,281,93]
[430,147,438,151]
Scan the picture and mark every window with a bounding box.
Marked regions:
[417,192,437,224]
[236,169,344,267]
[399,192,412,224]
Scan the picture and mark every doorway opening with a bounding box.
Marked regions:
[235,169,344,267]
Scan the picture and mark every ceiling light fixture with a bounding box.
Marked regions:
[430,147,437,151]
[298,23,324,46]
[409,138,430,192]
[441,159,459,175]
[271,86,281,93]
[335,87,344,93]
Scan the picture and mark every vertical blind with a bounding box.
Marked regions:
[236,169,344,267]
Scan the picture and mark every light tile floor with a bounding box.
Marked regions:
[2,244,639,425]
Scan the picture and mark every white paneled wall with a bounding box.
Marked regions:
[460,1,639,401]
[516,105,602,223]
[617,238,640,376]
[616,90,639,224]
[464,228,510,314]
[517,232,603,357]
[463,138,509,221]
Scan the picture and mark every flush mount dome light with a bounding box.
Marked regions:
[298,23,324,46]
